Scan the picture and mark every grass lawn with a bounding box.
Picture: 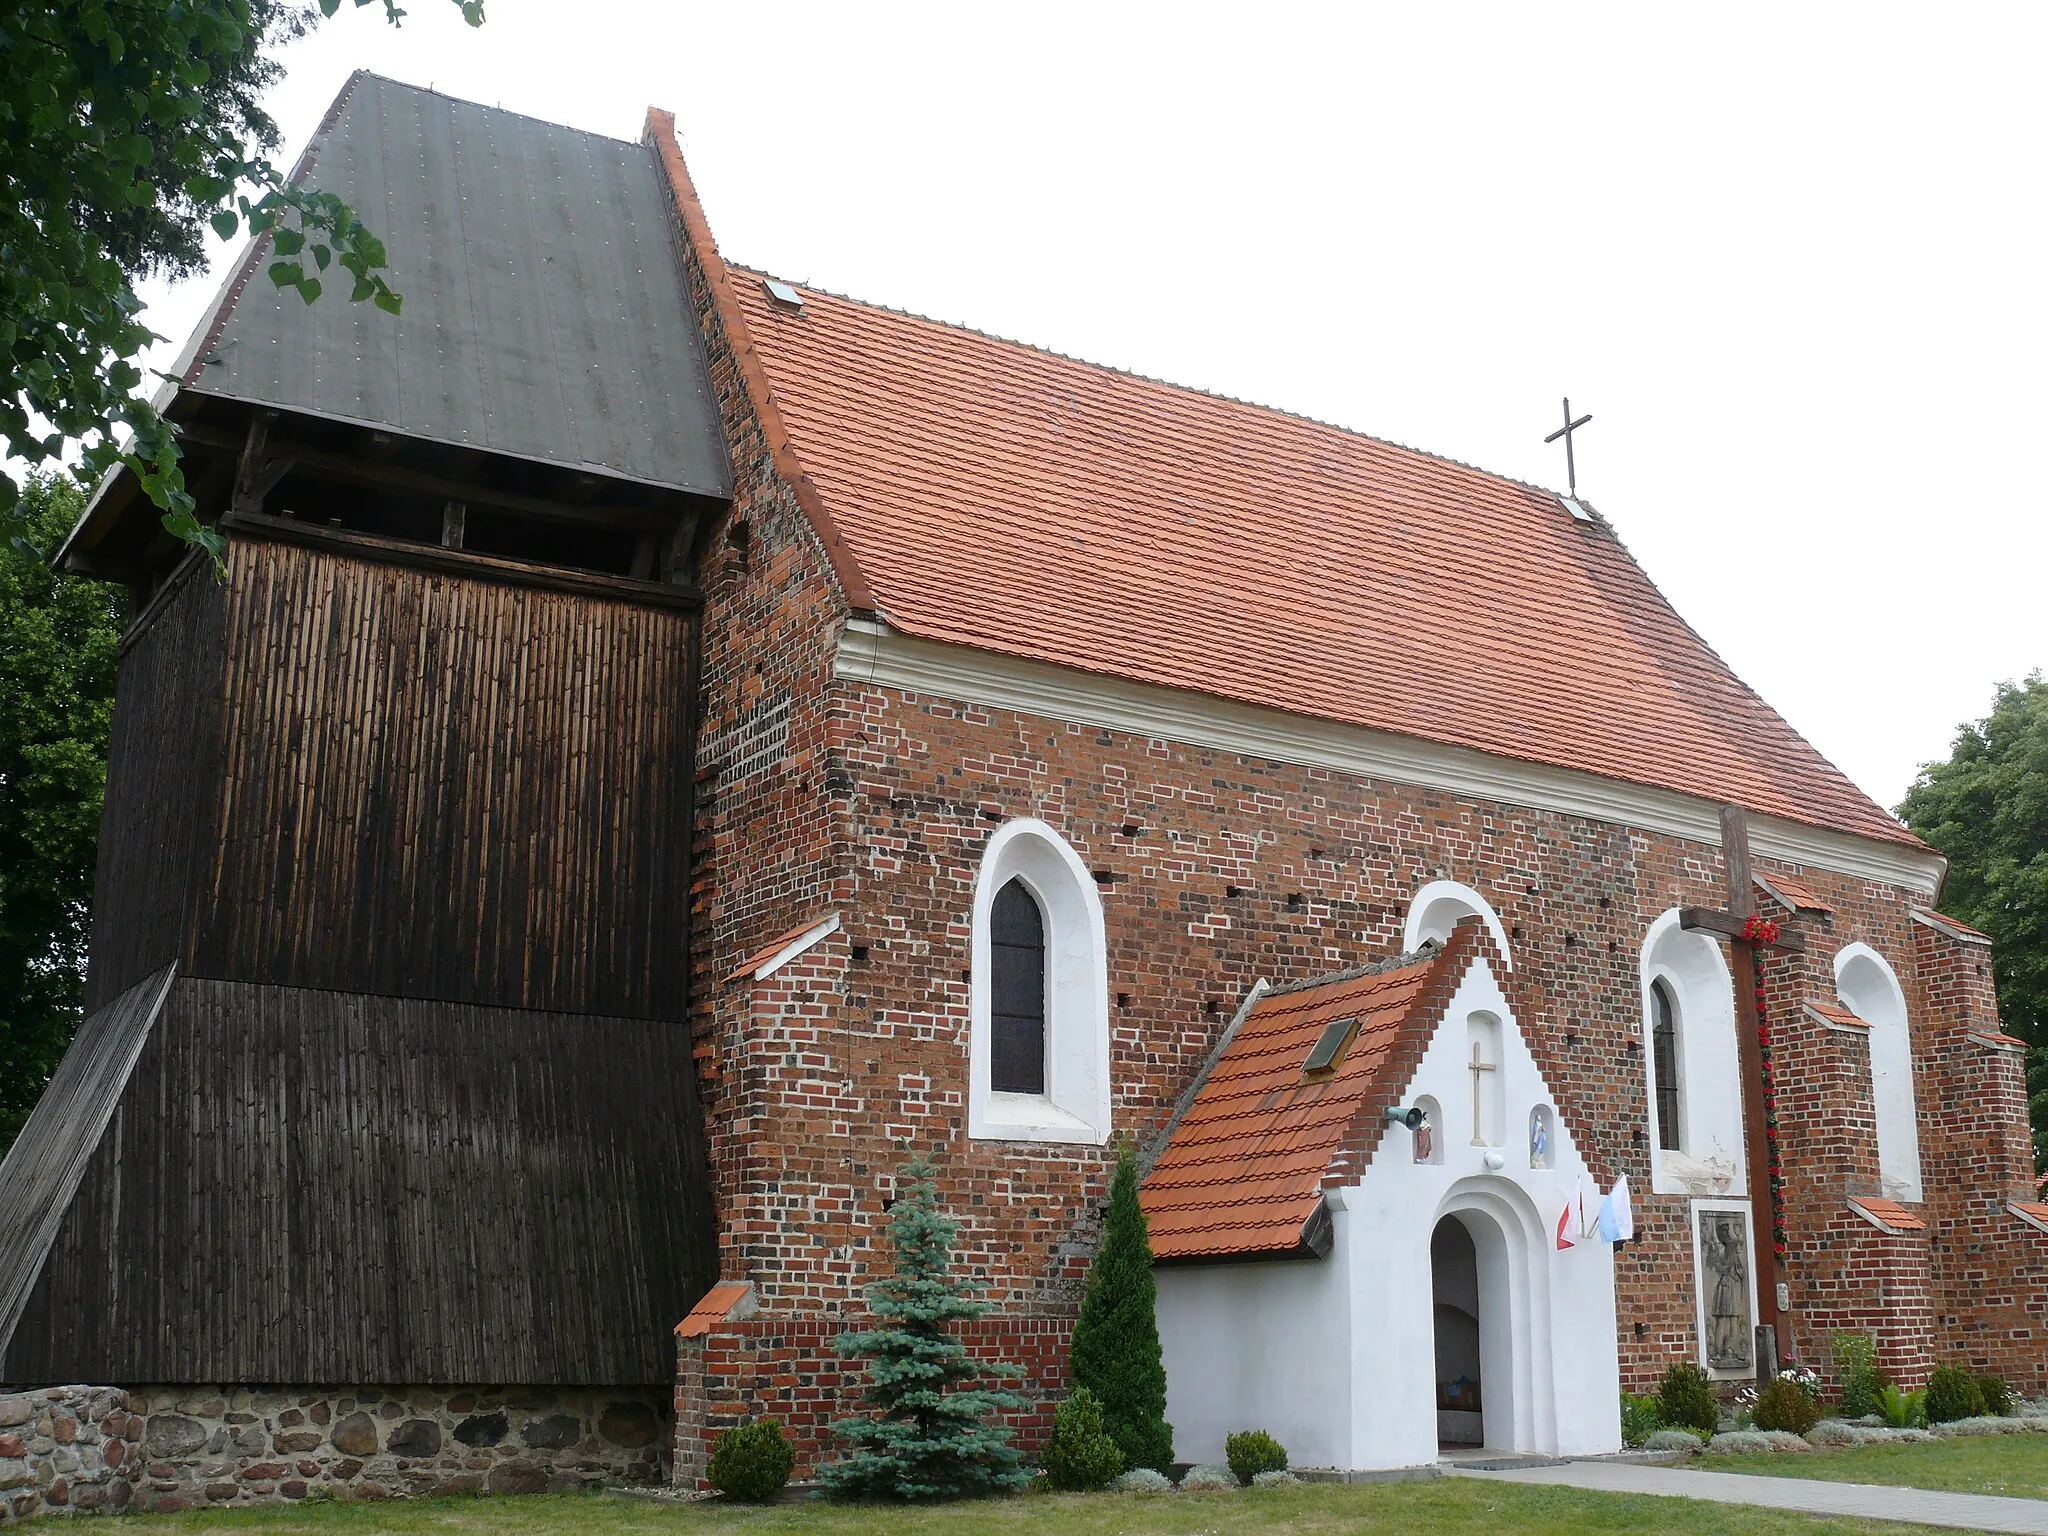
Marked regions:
[118,1479,1934,1535]
[1705,1434,2048,1499]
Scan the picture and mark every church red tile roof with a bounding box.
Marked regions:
[1141,930,1474,1262]
[648,122,1920,854]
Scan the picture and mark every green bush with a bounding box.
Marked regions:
[1620,1391,1664,1447]
[1224,1429,1288,1485]
[1925,1363,1987,1424]
[1875,1384,1927,1430]
[1042,1388,1125,1492]
[1977,1373,2014,1417]
[1831,1332,1887,1418]
[1753,1377,1820,1435]
[706,1418,795,1502]
[1657,1362,1720,1437]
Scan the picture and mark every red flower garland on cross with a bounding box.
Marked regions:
[1743,915,1790,1263]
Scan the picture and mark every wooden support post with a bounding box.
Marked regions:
[442,501,467,549]
[1720,805,1789,1376]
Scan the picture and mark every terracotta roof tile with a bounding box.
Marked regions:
[1141,941,1463,1261]
[719,267,1920,852]
[1848,1197,1926,1235]
[1913,909,1994,946]
[1804,1001,1870,1031]
[1755,872,1835,914]
[725,914,838,983]
[674,1280,753,1336]
[2010,1202,2048,1236]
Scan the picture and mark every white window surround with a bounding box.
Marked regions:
[1404,880,1514,968]
[1642,910,1743,1197]
[967,818,1112,1145]
[1835,942,1924,1202]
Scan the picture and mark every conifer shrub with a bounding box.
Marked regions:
[1041,1388,1124,1492]
[820,1157,1028,1501]
[1657,1361,1720,1437]
[1753,1377,1821,1436]
[1925,1363,1988,1424]
[706,1419,795,1502]
[1224,1429,1288,1485]
[1977,1373,2014,1417]
[1071,1147,1175,1473]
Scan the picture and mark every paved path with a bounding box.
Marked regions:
[1448,1459,2048,1533]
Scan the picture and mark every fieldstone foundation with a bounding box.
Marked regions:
[0,1384,668,1522]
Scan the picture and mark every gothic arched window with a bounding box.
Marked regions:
[1652,978,1682,1151]
[990,879,1048,1095]
[967,818,1112,1145]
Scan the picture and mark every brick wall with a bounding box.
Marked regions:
[675,1316,1069,1486]
[664,162,2045,1443]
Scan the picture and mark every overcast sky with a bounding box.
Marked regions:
[132,2,2047,814]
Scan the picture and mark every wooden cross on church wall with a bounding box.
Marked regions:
[1680,804,1805,1379]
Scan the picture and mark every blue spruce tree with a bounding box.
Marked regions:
[820,1156,1028,1500]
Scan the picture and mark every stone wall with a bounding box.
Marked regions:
[0,1384,668,1522]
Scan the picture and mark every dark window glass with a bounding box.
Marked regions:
[990,879,1047,1094]
[1652,979,1682,1151]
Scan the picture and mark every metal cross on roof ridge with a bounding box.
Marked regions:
[1544,396,1593,499]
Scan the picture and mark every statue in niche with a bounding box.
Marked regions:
[1700,1210,1754,1370]
[1413,1107,1434,1164]
[1528,1106,1551,1169]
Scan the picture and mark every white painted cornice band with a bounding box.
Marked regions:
[835,620,1944,898]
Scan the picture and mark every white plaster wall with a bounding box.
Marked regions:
[1642,910,1745,1197]
[1152,955,1620,1473]
[1156,1225,1352,1469]
[1339,955,1620,1467]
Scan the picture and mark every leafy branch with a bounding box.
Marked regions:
[1,0,484,567]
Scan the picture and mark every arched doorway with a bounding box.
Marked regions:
[1431,1217,1484,1446]
[1429,1187,1550,1455]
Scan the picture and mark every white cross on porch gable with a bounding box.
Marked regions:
[1469,1040,1496,1146]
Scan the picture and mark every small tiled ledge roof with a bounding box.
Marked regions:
[1912,909,1994,947]
[1848,1196,1926,1236]
[1755,871,1834,914]
[1803,1001,1869,1032]
[2009,1202,2048,1237]
[675,1281,755,1337]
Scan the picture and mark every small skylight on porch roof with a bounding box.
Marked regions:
[762,278,804,311]
[1303,1017,1359,1076]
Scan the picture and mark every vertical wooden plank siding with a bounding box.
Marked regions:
[6,976,717,1386]
[93,537,697,1019]
[84,568,228,1010]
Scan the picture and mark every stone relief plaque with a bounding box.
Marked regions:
[1698,1208,1754,1370]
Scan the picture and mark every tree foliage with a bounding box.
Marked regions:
[2,0,481,561]
[820,1157,1027,1501]
[1898,674,2048,1172]
[1069,1146,1174,1474]
[0,475,123,1155]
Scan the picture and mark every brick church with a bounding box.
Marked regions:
[1,73,2042,1506]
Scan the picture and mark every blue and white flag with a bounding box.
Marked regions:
[1596,1174,1634,1243]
